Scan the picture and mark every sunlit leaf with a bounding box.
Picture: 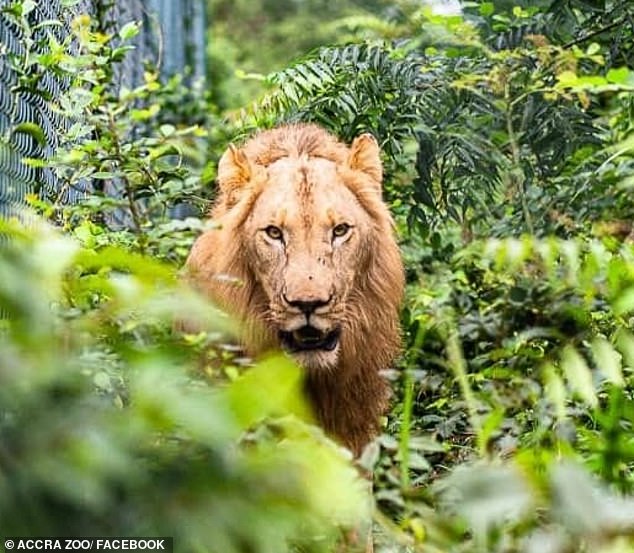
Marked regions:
[543,363,567,421]
[13,122,46,147]
[615,330,634,370]
[590,337,624,386]
[225,355,311,429]
[613,287,634,316]
[606,67,631,84]
[560,346,597,407]
[436,462,533,538]
[118,21,140,41]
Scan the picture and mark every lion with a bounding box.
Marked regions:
[184,123,404,456]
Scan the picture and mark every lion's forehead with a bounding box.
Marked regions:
[265,156,339,192]
[253,156,364,226]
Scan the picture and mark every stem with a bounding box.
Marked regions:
[563,16,627,49]
[446,329,486,458]
[107,111,146,252]
[399,368,414,490]
[505,83,534,235]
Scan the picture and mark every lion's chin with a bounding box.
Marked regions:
[291,348,340,371]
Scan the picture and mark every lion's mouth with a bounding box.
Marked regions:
[279,326,341,353]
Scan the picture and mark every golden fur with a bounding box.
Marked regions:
[184,123,404,455]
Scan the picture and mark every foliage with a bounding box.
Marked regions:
[371,233,634,551]
[250,1,634,238]
[22,14,216,260]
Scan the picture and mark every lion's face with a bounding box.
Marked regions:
[243,156,374,370]
[185,124,403,377]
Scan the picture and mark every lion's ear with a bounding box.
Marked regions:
[217,144,252,208]
[348,133,382,185]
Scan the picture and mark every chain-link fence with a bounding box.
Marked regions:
[0,0,206,217]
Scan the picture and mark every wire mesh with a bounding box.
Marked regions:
[0,0,206,217]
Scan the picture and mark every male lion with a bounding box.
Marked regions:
[184,123,404,456]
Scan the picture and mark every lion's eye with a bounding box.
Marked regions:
[264,225,284,240]
[332,223,351,239]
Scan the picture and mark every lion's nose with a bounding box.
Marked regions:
[283,294,332,316]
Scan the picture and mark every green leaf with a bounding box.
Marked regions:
[22,157,47,168]
[556,70,578,86]
[131,361,237,443]
[550,462,604,532]
[119,21,140,41]
[73,246,175,285]
[159,124,175,137]
[93,372,112,392]
[225,355,311,429]
[543,363,567,421]
[606,67,631,84]
[561,240,580,285]
[612,287,634,315]
[479,2,494,16]
[560,346,597,407]
[111,46,135,62]
[590,337,623,386]
[437,463,533,538]
[550,462,634,533]
[91,172,121,179]
[480,408,505,450]
[149,144,180,161]
[21,0,36,16]
[615,330,634,371]
[73,221,98,248]
[13,123,46,147]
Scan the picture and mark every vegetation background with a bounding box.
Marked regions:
[2,0,634,551]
